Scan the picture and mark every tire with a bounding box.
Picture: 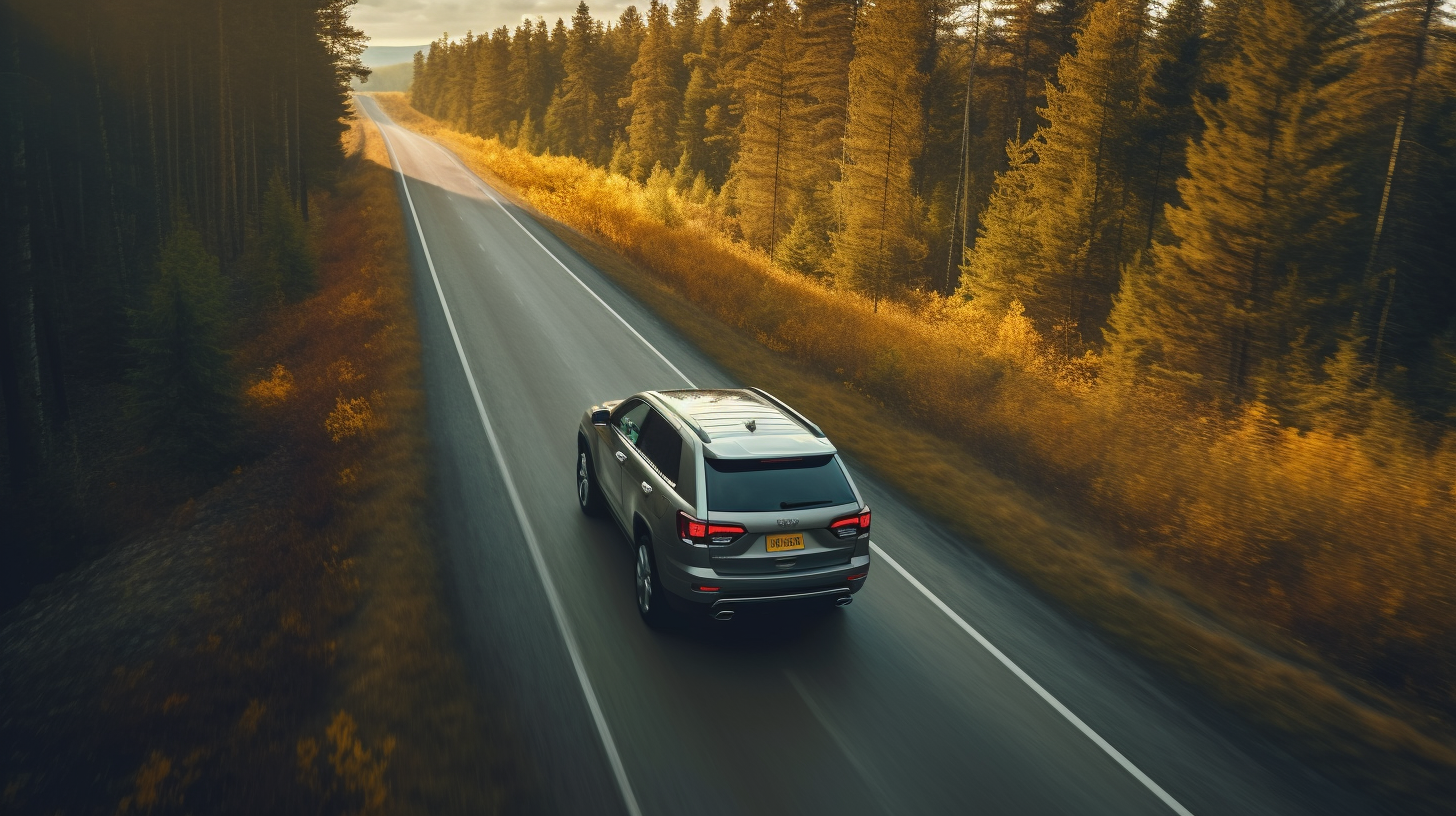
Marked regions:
[577,441,606,517]
[634,535,672,628]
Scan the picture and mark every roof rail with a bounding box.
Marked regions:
[745,387,826,438]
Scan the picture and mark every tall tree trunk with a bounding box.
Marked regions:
[946,0,982,291]
[3,16,47,489]
[90,42,128,285]
[1367,0,1436,384]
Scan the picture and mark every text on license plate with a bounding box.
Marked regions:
[766,533,805,552]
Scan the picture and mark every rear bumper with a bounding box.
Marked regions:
[658,551,871,608]
[711,585,852,610]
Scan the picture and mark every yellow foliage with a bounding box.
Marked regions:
[325,395,376,442]
[330,358,364,383]
[246,363,294,407]
[117,751,170,813]
[372,93,1456,749]
[291,711,396,813]
[237,699,266,736]
[334,289,380,323]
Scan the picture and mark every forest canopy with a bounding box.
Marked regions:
[1,0,368,489]
[410,0,1456,421]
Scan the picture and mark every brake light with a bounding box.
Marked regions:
[677,511,707,540]
[829,507,871,539]
[677,511,746,546]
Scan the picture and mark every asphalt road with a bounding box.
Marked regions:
[356,96,1384,816]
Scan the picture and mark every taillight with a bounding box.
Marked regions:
[829,507,871,539]
[677,511,707,540]
[678,511,746,546]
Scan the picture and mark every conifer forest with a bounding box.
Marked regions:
[1,0,366,595]
[411,0,1455,414]
[406,0,1456,745]
[5,0,1456,808]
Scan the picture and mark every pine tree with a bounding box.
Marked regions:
[777,205,834,278]
[129,215,235,466]
[832,0,929,308]
[960,136,1043,314]
[1142,0,1359,400]
[677,7,732,185]
[791,0,856,232]
[258,171,315,303]
[716,0,776,149]
[1346,0,1456,394]
[624,0,683,177]
[1135,0,1205,249]
[509,20,554,130]
[443,32,476,128]
[730,0,799,252]
[471,28,515,139]
[412,36,450,114]
[965,0,1149,334]
[546,2,604,158]
[603,7,648,154]
[672,0,704,93]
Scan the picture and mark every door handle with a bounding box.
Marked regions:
[640,482,653,495]
[615,451,627,463]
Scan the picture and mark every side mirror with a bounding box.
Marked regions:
[591,408,610,427]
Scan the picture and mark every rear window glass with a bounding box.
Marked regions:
[705,455,855,512]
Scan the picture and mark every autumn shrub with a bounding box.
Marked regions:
[374,94,1456,722]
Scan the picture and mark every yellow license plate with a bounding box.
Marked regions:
[766,532,804,553]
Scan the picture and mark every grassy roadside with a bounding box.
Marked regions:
[1,105,510,815]
[298,105,513,814]
[369,92,1456,812]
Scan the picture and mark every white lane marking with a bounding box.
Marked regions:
[367,102,644,816]
[376,99,1193,816]
[870,542,1196,816]
[420,139,697,388]
[786,670,898,816]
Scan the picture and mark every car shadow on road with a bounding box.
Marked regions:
[653,598,854,652]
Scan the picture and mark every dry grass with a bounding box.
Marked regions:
[373,91,1456,811]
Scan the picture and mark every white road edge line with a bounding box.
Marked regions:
[366,101,644,816]
[424,140,697,388]
[870,542,1195,816]
[375,98,1193,816]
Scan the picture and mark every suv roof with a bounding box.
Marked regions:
[651,388,835,459]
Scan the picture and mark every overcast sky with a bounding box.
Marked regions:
[353,0,723,46]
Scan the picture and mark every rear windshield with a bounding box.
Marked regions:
[705,455,855,513]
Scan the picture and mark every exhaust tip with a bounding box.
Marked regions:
[713,609,735,621]
[834,596,853,607]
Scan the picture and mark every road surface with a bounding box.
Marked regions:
[355,95,1383,816]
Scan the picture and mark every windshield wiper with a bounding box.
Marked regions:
[781,499,831,509]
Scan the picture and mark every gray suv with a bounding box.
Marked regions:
[576,388,871,625]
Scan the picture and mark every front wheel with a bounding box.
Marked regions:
[635,537,671,628]
[577,443,605,516]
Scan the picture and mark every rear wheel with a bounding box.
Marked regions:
[577,442,605,516]
[635,536,671,628]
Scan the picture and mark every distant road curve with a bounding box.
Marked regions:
[356,94,1382,816]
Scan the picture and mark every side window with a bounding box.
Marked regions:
[634,410,683,484]
[613,400,650,446]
